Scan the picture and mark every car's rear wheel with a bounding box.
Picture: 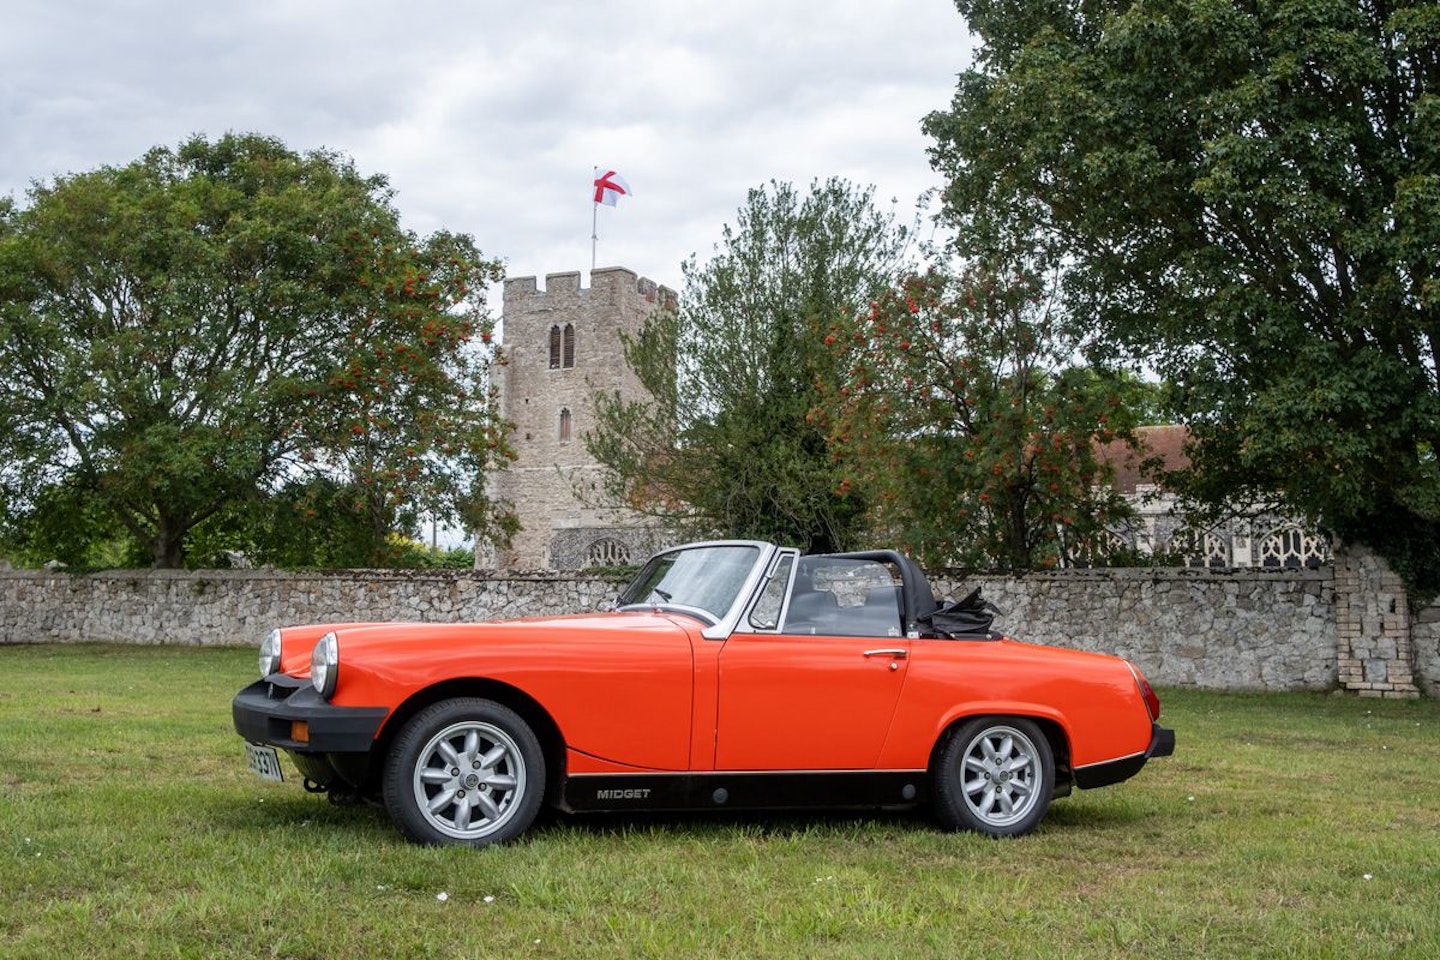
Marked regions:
[383,698,545,846]
[932,717,1053,838]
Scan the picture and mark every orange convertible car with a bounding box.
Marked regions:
[233,541,1174,845]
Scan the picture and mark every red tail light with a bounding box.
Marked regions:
[1129,662,1161,720]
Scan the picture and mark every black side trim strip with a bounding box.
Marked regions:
[561,770,927,813]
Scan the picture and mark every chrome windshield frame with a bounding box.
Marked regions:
[734,546,802,635]
[615,540,783,640]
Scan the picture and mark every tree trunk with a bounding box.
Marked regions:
[150,516,187,569]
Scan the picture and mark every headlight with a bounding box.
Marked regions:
[311,632,339,699]
[258,629,282,679]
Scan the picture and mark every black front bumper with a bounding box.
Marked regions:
[232,677,389,754]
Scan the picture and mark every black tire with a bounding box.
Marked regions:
[382,698,545,847]
[932,716,1053,838]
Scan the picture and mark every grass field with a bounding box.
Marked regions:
[2,643,1437,959]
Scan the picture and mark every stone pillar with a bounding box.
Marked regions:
[1333,544,1420,698]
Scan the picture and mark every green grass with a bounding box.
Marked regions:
[1,644,1437,959]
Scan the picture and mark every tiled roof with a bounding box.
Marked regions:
[1095,424,1191,494]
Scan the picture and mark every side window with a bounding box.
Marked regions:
[747,555,794,630]
[782,558,902,637]
[548,325,562,369]
[558,407,572,442]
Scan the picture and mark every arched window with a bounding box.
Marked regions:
[562,323,576,368]
[1174,527,1230,568]
[548,325,562,369]
[1258,525,1330,569]
[558,407,572,442]
[586,538,630,567]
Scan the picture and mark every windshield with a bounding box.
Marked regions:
[617,544,763,620]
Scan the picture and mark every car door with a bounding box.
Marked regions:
[714,556,910,771]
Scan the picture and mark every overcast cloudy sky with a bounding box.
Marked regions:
[3,0,973,299]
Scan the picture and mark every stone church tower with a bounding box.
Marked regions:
[486,267,676,570]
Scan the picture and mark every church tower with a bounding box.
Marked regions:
[487,267,676,570]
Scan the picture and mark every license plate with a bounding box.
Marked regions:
[245,742,284,783]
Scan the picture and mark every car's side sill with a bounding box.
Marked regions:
[560,770,928,813]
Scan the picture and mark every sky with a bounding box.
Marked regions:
[2,0,974,302]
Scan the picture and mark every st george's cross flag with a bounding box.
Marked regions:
[592,169,632,207]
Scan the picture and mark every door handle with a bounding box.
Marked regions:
[863,648,908,659]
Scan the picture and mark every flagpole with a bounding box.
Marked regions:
[590,168,630,272]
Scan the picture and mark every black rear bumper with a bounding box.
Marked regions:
[232,677,388,753]
[1148,723,1176,759]
[1073,723,1176,790]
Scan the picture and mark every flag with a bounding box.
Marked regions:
[593,169,632,207]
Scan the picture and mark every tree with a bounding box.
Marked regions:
[0,133,511,568]
[819,264,1134,570]
[0,477,147,570]
[586,179,912,551]
[926,0,1440,594]
[299,227,516,563]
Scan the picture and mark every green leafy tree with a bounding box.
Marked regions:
[926,0,1440,593]
[0,478,147,570]
[300,228,515,563]
[586,178,911,551]
[0,133,512,568]
[190,477,479,570]
[820,265,1134,570]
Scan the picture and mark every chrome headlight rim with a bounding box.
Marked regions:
[258,629,282,679]
[311,631,339,700]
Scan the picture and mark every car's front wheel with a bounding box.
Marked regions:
[383,698,545,846]
[932,717,1053,838]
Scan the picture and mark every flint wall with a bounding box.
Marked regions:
[6,561,1434,696]
[1413,607,1440,700]
[0,569,620,647]
[934,569,1336,692]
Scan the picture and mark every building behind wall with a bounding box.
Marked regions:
[1097,425,1331,569]
[484,267,676,571]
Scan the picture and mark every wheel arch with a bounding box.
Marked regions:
[377,678,567,805]
[928,711,1075,797]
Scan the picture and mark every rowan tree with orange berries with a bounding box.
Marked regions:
[819,262,1136,571]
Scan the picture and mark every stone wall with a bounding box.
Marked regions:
[0,568,621,647]
[3,562,1433,696]
[935,568,1335,692]
[1412,607,1440,700]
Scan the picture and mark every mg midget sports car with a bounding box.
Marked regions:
[233,541,1174,846]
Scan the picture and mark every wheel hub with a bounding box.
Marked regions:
[412,720,526,840]
[962,727,1038,826]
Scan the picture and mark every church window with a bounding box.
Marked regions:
[562,323,576,368]
[1258,525,1329,569]
[586,538,630,567]
[1175,527,1230,568]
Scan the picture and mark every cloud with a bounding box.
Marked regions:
[2,0,974,291]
